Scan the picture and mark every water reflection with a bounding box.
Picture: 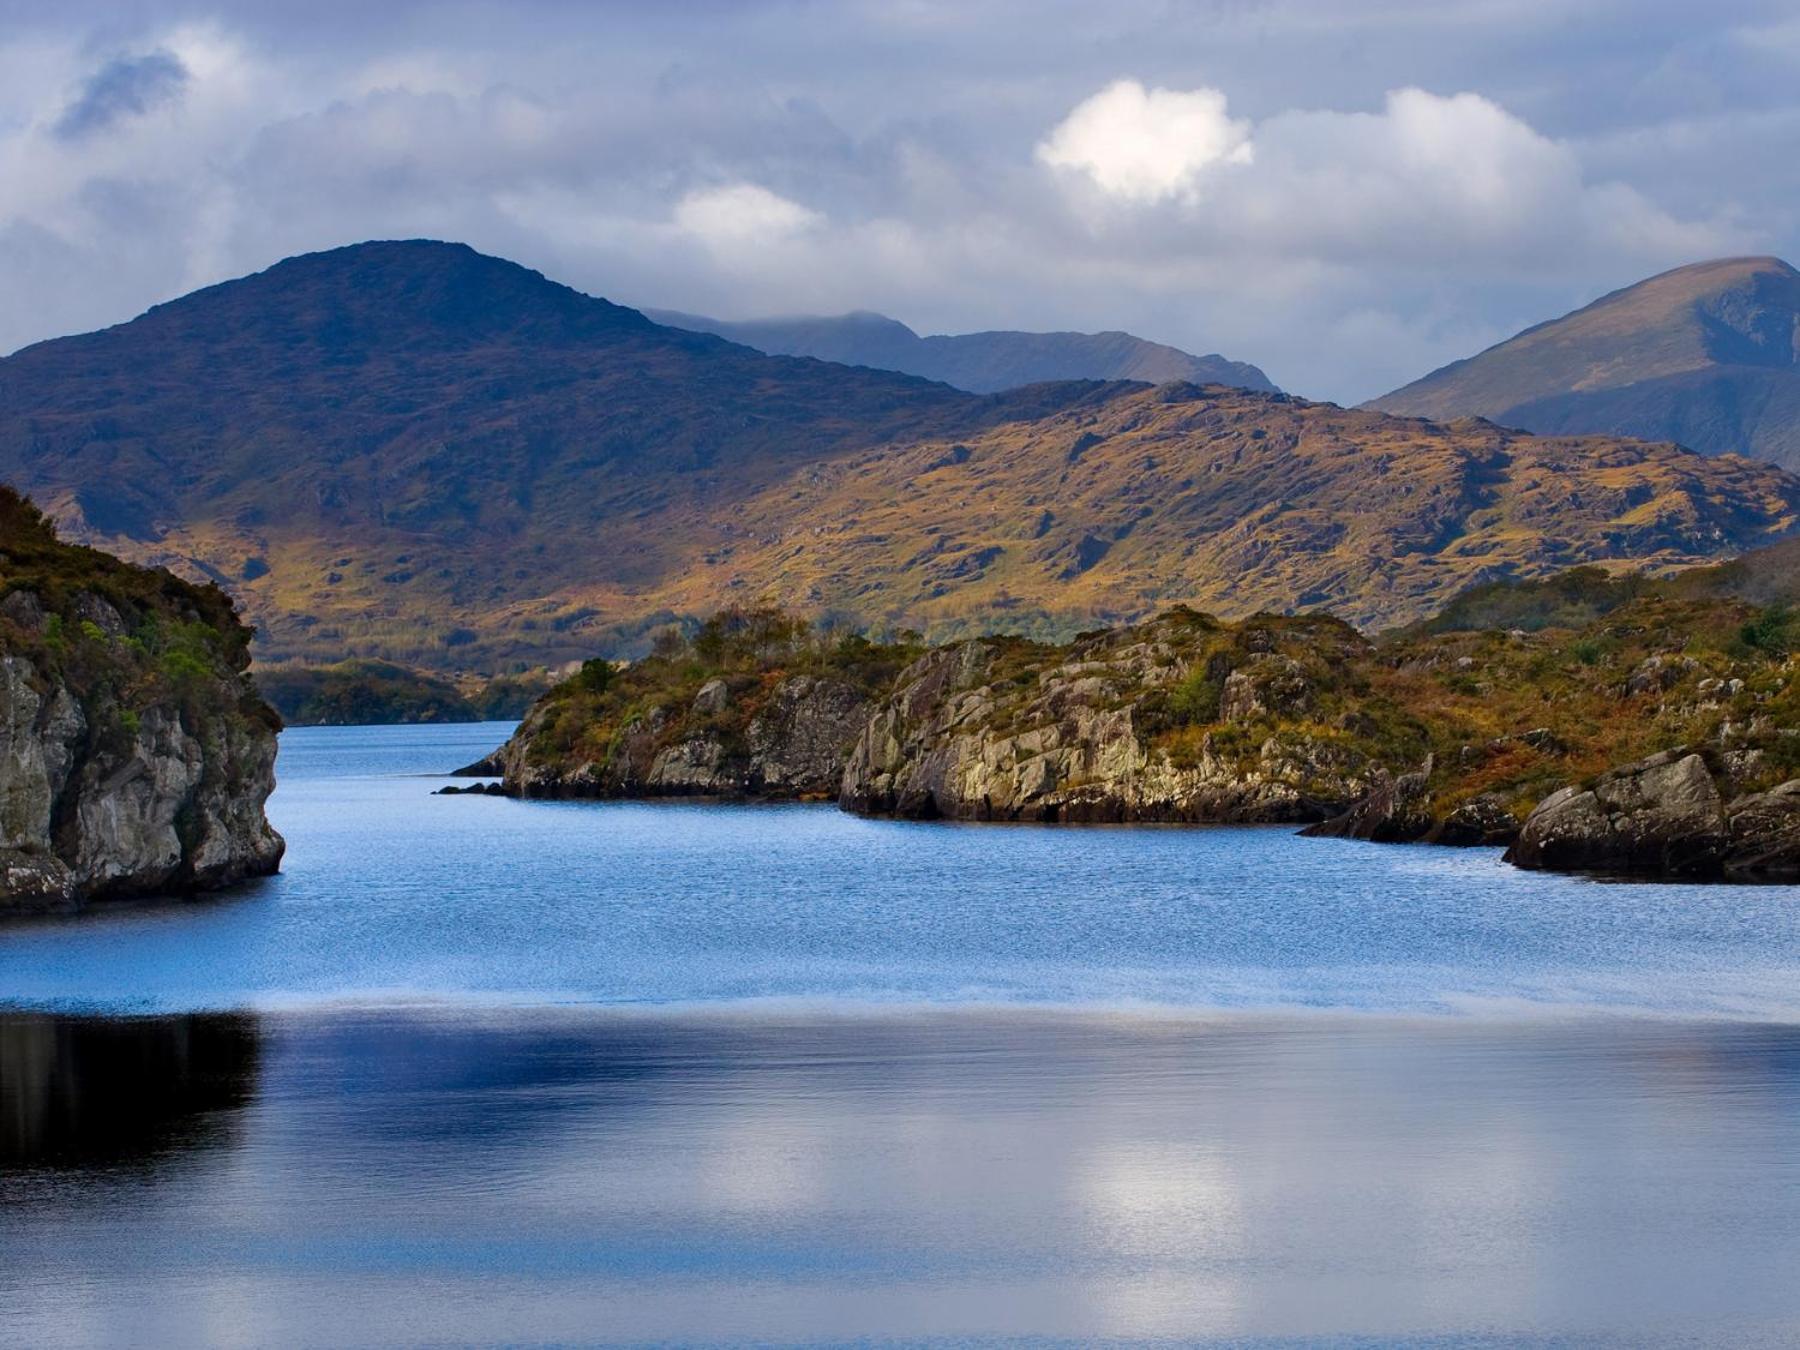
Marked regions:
[4,1010,1800,1345]
[0,1011,259,1169]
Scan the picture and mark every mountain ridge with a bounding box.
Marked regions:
[642,306,1277,394]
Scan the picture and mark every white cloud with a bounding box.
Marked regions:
[673,183,823,250]
[1036,79,1252,203]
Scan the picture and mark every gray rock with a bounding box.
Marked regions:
[1625,655,1695,697]
[1723,781,1800,882]
[1300,758,1435,843]
[692,678,731,715]
[1426,794,1520,847]
[0,644,283,914]
[71,592,128,638]
[841,622,1366,824]
[1506,749,1726,877]
[0,589,45,632]
[746,676,868,795]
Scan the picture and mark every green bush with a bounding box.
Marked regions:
[1168,667,1223,725]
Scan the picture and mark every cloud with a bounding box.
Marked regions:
[54,50,188,140]
[673,184,824,249]
[1030,83,1737,277]
[0,3,1789,402]
[1036,79,1252,203]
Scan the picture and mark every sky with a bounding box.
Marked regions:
[1,0,1797,402]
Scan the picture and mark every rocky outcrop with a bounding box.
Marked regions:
[840,614,1378,823]
[1300,759,1438,843]
[1506,749,1800,880]
[501,673,871,799]
[0,490,284,913]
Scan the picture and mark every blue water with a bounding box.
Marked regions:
[7,724,1800,1346]
[2,722,1798,1017]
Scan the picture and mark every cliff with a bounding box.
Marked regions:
[839,611,1385,823]
[0,489,283,913]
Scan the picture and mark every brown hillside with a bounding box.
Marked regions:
[637,383,1800,636]
[2,242,1798,667]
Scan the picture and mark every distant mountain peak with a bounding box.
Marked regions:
[71,239,656,362]
[1369,255,1800,468]
[644,307,1277,395]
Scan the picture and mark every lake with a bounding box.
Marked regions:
[3,723,1800,1346]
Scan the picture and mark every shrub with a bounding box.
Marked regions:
[1168,667,1223,725]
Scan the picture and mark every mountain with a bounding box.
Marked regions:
[0,239,1797,670]
[642,307,1277,394]
[1369,257,1800,470]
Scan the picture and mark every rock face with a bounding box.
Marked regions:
[0,492,284,913]
[1300,760,1438,843]
[503,674,870,799]
[1301,760,1521,846]
[1506,749,1800,880]
[840,614,1377,823]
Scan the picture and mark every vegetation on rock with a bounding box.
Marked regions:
[485,568,1800,879]
[837,595,1800,831]
[497,607,922,797]
[0,487,283,911]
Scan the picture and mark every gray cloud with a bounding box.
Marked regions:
[53,49,188,140]
[0,2,1796,401]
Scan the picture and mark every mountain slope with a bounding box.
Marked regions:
[631,383,1800,635]
[1369,257,1800,469]
[643,307,1277,394]
[0,240,1796,668]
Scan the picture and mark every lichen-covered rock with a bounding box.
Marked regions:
[0,489,283,913]
[841,613,1378,823]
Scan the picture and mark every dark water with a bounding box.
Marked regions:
[3,724,1800,1346]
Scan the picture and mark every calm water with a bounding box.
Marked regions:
[3,723,1800,1346]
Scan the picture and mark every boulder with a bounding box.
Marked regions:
[449,750,505,776]
[1722,781,1800,882]
[1425,794,1520,847]
[1505,749,1726,877]
[691,677,731,715]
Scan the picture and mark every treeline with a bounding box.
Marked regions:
[255,660,555,726]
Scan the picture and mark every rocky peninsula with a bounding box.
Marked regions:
[0,489,284,913]
[485,569,1800,881]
